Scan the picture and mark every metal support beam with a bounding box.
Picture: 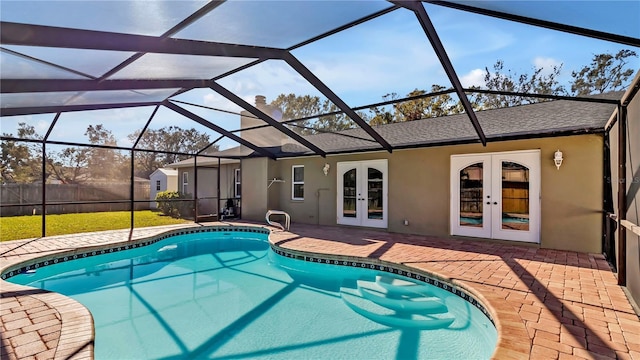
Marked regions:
[1,79,213,93]
[208,82,327,157]
[0,21,285,59]
[617,104,627,286]
[0,101,162,117]
[282,53,393,153]
[194,156,199,222]
[163,101,278,160]
[392,0,487,146]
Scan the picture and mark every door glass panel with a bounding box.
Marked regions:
[501,162,529,231]
[343,169,357,218]
[367,168,383,220]
[460,163,483,227]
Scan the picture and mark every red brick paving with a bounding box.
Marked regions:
[1,222,638,359]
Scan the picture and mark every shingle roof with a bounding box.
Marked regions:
[208,93,621,158]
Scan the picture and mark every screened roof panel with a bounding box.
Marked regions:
[444,0,640,39]
[0,113,55,140]
[173,1,394,48]
[424,2,640,90]
[3,46,135,79]
[1,92,77,109]
[0,0,209,36]
[291,7,446,108]
[64,89,182,106]
[1,0,638,159]
[110,54,258,80]
[217,59,339,120]
[134,105,227,152]
[1,48,89,79]
[46,107,157,146]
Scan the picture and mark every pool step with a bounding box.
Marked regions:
[375,275,436,296]
[340,276,455,330]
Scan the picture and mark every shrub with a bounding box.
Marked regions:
[155,191,194,218]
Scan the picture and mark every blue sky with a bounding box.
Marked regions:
[2,1,639,151]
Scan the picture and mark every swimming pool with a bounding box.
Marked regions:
[5,227,497,359]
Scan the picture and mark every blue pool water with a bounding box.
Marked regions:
[8,231,497,359]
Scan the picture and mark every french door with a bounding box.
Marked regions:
[450,150,540,243]
[337,159,388,228]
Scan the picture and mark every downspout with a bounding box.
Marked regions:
[617,104,627,286]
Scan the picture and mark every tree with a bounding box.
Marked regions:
[129,126,213,178]
[474,60,566,109]
[269,94,359,135]
[0,123,42,184]
[571,49,638,95]
[46,124,128,183]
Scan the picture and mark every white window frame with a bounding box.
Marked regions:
[182,172,188,194]
[156,180,161,191]
[292,165,304,201]
[234,168,241,198]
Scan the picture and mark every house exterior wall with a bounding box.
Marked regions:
[259,134,603,253]
[241,157,270,221]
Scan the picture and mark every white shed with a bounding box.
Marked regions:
[149,168,178,209]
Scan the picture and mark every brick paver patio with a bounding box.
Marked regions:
[1,222,639,359]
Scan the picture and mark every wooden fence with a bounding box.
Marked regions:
[0,182,150,216]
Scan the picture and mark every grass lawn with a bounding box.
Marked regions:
[0,211,191,241]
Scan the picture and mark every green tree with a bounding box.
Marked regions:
[0,123,42,184]
[129,126,213,178]
[474,60,566,109]
[46,124,127,183]
[269,94,359,135]
[84,124,127,180]
[367,86,463,126]
[571,49,638,95]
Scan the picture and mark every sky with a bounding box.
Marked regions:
[1,0,639,151]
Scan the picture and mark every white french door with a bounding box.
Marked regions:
[450,150,540,243]
[337,159,388,228]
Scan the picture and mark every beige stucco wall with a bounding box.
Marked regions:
[258,134,604,253]
[241,157,270,221]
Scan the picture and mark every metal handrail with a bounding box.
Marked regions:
[266,210,290,231]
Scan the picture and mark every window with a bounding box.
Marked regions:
[182,172,188,194]
[234,168,241,198]
[156,180,161,191]
[292,165,304,200]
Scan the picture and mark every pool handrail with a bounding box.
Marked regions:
[266,210,290,231]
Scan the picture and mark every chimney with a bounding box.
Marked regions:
[240,95,287,148]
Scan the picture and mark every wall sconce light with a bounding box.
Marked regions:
[323,163,330,176]
[554,149,563,170]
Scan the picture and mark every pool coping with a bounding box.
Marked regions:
[1,224,529,359]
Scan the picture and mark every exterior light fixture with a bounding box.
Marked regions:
[554,149,563,170]
[323,163,330,176]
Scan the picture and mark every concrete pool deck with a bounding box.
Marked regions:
[1,221,639,359]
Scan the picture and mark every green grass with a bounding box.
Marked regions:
[0,211,191,242]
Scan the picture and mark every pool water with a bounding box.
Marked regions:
[9,232,497,359]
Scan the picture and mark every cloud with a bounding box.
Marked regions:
[460,69,485,88]
[533,57,562,76]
